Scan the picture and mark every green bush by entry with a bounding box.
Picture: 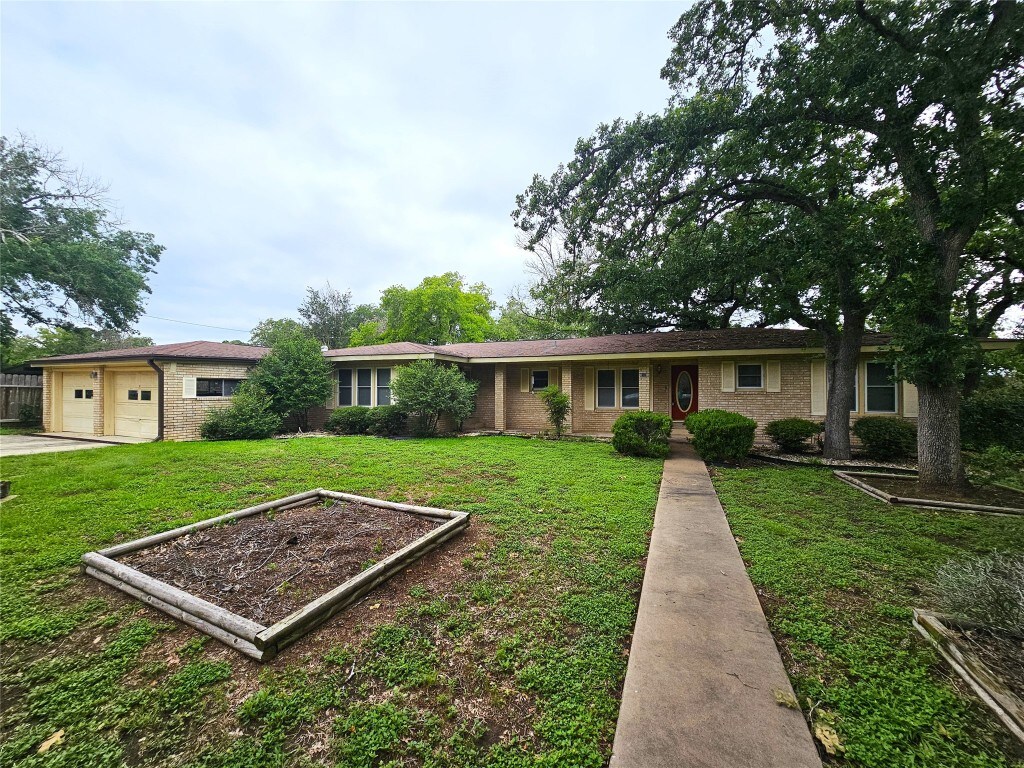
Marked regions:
[684,409,756,463]
[366,405,407,437]
[765,418,821,453]
[200,384,282,440]
[326,407,374,435]
[611,411,672,458]
[960,385,1024,452]
[852,416,917,461]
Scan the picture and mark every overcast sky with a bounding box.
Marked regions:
[2,2,686,344]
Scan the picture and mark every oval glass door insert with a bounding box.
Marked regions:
[676,371,693,411]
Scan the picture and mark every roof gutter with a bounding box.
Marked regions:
[146,359,164,441]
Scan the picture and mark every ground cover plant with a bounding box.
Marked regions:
[0,436,662,767]
[711,464,1024,768]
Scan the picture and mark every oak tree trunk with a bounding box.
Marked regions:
[916,380,967,491]
[821,325,863,460]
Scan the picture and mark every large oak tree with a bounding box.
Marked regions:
[516,1,1023,488]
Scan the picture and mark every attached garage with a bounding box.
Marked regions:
[111,371,159,439]
[59,372,95,434]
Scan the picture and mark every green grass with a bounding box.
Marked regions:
[712,464,1024,768]
[0,436,663,767]
[0,425,40,435]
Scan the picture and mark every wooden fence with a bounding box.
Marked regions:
[1,373,43,422]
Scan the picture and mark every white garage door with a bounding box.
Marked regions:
[113,372,158,438]
[60,373,95,434]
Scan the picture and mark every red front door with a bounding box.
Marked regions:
[671,365,699,420]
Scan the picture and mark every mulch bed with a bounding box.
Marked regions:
[954,625,1024,702]
[867,476,1024,509]
[119,501,440,624]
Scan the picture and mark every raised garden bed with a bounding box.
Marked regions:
[81,489,470,661]
[834,471,1024,516]
[913,610,1024,743]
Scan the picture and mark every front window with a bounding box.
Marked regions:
[338,369,353,406]
[356,368,372,406]
[196,378,243,397]
[531,369,549,391]
[376,368,392,405]
[865,362,897,412]
[596,369,616,408]
[621,369,640,408]
[736,363,763,389]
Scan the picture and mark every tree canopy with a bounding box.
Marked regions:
[297,282,379,349]
[351,272,497,346]
[1,327,154,369]
[246,333,332,430]
[515,1,1023,487]
[0,135,163,333]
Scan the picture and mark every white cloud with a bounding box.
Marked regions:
[2,1,683,342]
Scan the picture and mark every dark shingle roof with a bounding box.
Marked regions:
[34,340,270,364]
[327,329,895,360]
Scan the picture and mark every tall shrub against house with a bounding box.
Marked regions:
[246,333,332,430]
[538,385,571,438]
[200,383,282,440]
[390,360,477,436]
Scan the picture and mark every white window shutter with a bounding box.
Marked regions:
[810,361,826,416]
[182,376,197,399]
[720,361,735,392]
[549,367,559,390]
[584,367,595,411]
[520,368,530,393]
[902,381,919,417]
[766,360,781,393]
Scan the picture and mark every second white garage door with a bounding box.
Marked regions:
[112,372,158,439]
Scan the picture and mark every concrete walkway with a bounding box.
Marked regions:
[0,434,113,457]
[610,443,821,768]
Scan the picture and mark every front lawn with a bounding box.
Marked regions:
[0,436,663,767]
[712,464,1024,768]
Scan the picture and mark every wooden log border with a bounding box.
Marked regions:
[913,610,1024,743]
[81,489,470,661]
[833,471,1024,517]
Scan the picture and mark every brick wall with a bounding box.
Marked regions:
[464,364,495,431]
[161,361,254,441]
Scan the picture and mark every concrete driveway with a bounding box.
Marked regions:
[1,434,112,457]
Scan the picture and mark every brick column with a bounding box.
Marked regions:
[42,368,54,431]
[91,368,104,435]
[561,365,573,434]
[494,363,506,431]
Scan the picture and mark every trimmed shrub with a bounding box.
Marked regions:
[612,411,672,458]
[935,552,1024,636]
[765,418,821,453]
[961,385,1024,452]
[200,384,282,441]
[327,406,373,435]
[684,409,756,463]
[538,385,571,438]
[367,405,407,437]
[852,416,916,460]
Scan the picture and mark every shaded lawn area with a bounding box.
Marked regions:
[712,464,1024,768]
[0,436,663,767]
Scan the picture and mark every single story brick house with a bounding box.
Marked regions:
[33,329,1014,443]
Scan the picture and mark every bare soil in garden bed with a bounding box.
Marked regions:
[867,476,1024,509]
[954,625,1024,702]
[119,500,440,624]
